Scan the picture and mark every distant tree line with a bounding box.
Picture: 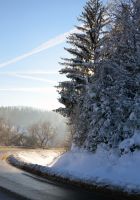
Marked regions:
[0,118,57,148]
[0,107,71,149]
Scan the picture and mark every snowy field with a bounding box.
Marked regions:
[8,146,140,194]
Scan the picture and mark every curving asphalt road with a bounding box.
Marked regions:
[0,151,128,200]
[0,187,28,200]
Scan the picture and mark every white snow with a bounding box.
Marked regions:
[119,132,140,153]
[14,150,62,167]
[10,146,140,193]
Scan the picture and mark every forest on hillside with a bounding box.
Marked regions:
[0,106,69,148]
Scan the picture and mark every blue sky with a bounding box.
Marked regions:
[0,0,107,110]
[0,0,88,110]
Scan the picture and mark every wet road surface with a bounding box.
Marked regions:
[0,187,28,200]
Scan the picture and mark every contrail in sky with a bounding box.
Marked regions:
[0,71,58,75]
[0,71,58,83]
[0,28,79,69]
[0,87,56,93]
[13,74,57,84]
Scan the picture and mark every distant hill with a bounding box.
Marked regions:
[0,106,69,146]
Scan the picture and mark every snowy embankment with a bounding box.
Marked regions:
[7,147,140,196]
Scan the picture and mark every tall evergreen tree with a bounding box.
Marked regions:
[57,0,140,152]
[56,0,107,147]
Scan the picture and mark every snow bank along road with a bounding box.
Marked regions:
[0,150,111,200]
[0,149,138,200]
[8,149,140,197]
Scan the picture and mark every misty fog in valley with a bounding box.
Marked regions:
[0,106,70,148]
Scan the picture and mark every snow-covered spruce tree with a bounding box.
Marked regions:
[122,0,140,150]
[103,2,135,145]
[114,0,140,149]
[57,0,140,152]
[84,0,140,151]
[114,0,140,153]
[56,0,107,147]
[133,0,140,61]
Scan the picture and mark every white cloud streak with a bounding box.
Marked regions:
[0,71,58,75]
[0,87,56,93]
[12,73,57,84]
[0,28,78,69]
[0,71,58,83]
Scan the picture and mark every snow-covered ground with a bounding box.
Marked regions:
[8,147,140,194]
[15,150,62,166]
